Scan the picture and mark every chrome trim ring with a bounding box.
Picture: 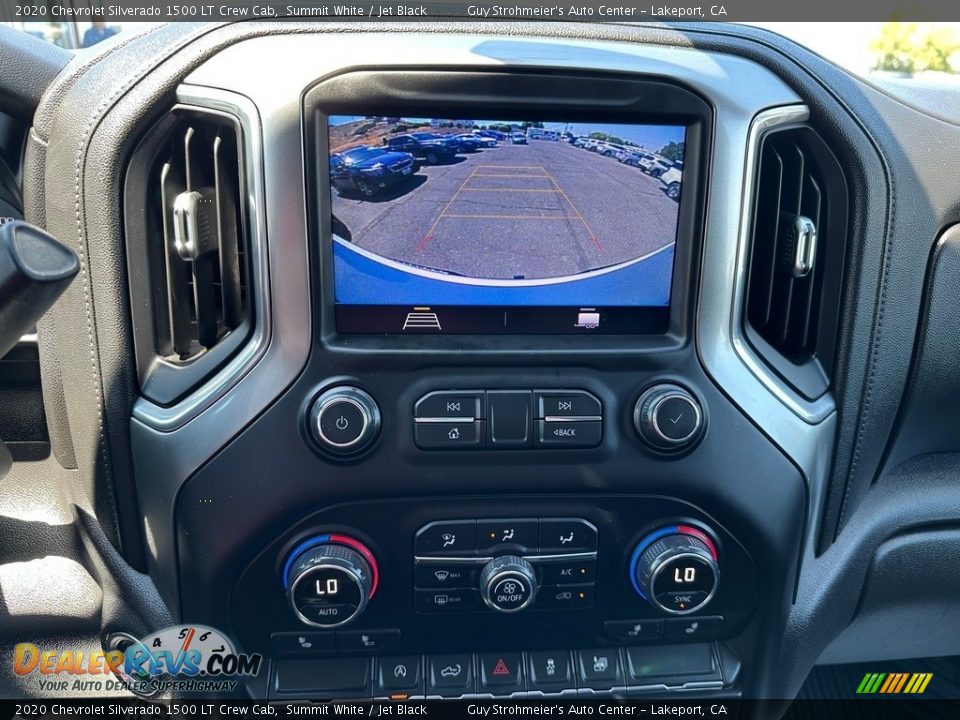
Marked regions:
[649,392,703,445]
[288,556,369,629]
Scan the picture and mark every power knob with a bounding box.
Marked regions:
[630,526,720,615]
[283,535,379,628]
[480,555,537,613]
[633,384,704,452]
[308,386,381,456]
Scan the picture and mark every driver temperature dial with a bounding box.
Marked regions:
[283,535,380,628]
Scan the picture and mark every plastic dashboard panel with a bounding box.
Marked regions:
[133,30,816,607]
[145,33,817,700]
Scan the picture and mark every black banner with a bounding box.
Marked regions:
[3,699,960,720]
[2,0,960,23]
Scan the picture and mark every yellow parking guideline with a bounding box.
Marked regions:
[441,214,580,220]
[459,188,558,192]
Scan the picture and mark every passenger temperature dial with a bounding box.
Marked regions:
[630,526,719,615]
[283,535,380,628]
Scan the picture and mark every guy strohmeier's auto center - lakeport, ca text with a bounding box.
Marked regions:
[464,4,727,17]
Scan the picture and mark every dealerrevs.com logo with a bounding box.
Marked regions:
[14,625,262,695]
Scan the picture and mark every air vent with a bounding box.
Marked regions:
[125,107,253,407]
[744,125,848,401]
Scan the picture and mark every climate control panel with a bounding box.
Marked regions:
[233,495,759,682]
[413,518,598,614]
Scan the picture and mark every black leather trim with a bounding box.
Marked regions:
[0,26,70,121]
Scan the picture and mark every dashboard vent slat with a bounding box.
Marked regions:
[744,125,848,401]
[159,161,192,357]
[125,107,254,407]
[214,134,243,328]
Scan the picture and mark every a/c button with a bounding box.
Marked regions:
[536,420,601,448]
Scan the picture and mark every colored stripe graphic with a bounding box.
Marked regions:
[856,672,932,694]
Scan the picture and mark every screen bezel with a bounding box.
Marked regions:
[305,68,712,354]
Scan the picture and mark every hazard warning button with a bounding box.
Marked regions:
[479,652,524,694]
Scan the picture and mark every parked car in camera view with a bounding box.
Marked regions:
[510,132,528,144]
[451,133,484,152]
[476,129,506,141]
[616,149,645,166]
[329,146,416,197]
[386,133,458,164]
[659,163,683,201]
[639,154,672,178]
[468,133,498,148]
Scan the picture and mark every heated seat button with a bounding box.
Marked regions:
[528,651,573,692]
[575,648,623,690]
[663,615,725,640]
[535,390,601,419]
[539,518,598,553]
[477,519,539,554]
[479,652,524,694]
[428,653,475,697]
[415,520,476,556]
[271,632,335,656]
[537,420,602,448]
[337,629,401,653]
[415,392,483,420]
[414,421,482,449]
[486,391,532,448]
[603,619,664,643]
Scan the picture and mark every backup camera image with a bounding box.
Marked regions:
[327,115,686,332]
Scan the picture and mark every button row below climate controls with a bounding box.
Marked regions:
[273,644,724,699]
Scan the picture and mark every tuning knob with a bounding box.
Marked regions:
[284,535,379,628]
[480,555,537,613]
[630,526,719,615]
[633,384,704,452]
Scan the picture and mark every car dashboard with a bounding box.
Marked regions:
[2,19,960,707]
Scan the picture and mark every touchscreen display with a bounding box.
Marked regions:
[328,115,686,334]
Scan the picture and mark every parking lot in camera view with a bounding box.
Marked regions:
[330,140,681,280]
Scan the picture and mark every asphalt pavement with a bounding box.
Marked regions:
[331,141,680,280]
